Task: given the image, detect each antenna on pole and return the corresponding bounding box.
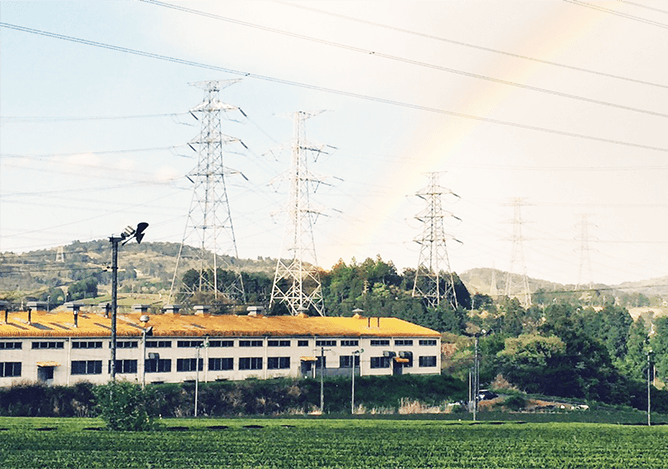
[411,172,460,310]
[269,111,330,316]
[504,198,531,308]
[169,79,246,307]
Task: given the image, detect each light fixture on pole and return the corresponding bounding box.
[109,222,148,380]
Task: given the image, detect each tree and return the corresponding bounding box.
[68,277,98,301]
[94,380,158,431]
[498,334,566,395]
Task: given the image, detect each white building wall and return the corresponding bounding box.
[0,334,441,387]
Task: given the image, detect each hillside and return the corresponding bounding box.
[0,240,279,296]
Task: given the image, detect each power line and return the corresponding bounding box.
[620,1,668,16]
[140,0,668,120]
[280,1,668,91]
[564,0,668,29]
[1,22,666,154]
[1,145,183,159]
[0,113,186,122]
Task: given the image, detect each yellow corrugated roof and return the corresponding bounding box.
[0,310,439,339]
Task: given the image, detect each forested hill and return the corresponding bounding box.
[0,240,278,293]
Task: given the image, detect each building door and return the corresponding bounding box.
[38,366,54,383]
[392,359,403,376]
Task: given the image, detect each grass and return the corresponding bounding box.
[1,416,668,468]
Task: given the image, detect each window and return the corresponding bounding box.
[239,357,263,370]
[32,341,64,349]
[297,340,309,347]
[370,339,390,346]
[419,339,437,346]
[209,357,233,371]
[370,357,390,369]
[177,340,204,348]
[339,355,360,368]
[176,358,204,372]
[267,357,290,369]
[209,340,234,348]
[399,352,414,368]
[0,362,21,377]
[419,356,437,367]
[268,340,291,347]
[239,340,263,347]
[117,341,138,349]
[146,340,172,348]
[315,340,336,347]
[71,360,102,375]
[0,342,21,350]
[145,359,171,373]
[108,360,137,374]
[340,339,359,347]
[72,341,102,349]
[394,339,413,346]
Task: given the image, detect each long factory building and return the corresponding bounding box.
[0,304,441,387]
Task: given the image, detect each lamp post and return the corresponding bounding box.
[351,349,363,414]
[109,223,148,380]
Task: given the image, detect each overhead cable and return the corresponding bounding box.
[140,0,668,119]
[564,0,668,29]
[279,0,668,90]
[1,22,666,154]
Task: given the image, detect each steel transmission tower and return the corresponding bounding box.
[169,79,246,305]
[575,214,594,291]
[412,172,460,309]
[504,198,531,307]
[270,111,329,316]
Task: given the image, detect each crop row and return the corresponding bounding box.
[1,419,668,468]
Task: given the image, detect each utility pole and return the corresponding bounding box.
[351,349,363,414]
[412,172,460,309]
[270,111,331,316]
[647,350,653,426]
[109,223,148,381]
[170,79,247,306]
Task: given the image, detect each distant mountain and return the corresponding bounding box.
[460,268,668,301]
[459,268,570,297]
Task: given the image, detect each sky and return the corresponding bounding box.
[1,1,668,288]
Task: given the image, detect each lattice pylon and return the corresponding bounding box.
[504,198,531,308]
[169,79,246,305]
[411,172,459,310]
[270,111,328,316]
[575,214,594,291]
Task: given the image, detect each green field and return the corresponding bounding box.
[1,417,667,468]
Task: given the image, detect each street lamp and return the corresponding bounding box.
[109,222,148,380]
[351,349,363,414]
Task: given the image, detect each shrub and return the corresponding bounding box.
[94,380,158,431]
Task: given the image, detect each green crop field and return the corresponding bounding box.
[1,417,667,468]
